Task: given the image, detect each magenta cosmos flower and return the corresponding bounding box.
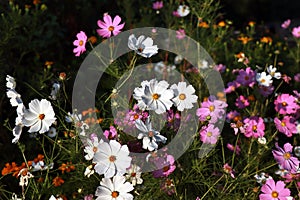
[259,179,291,200]
[292,26,300,38]
[272,143,299,173]
[97,13,125,38]
[152,154,176,178]
[73,31,87,57]
[235,95,250,109]
[152,1,163,10]
[200,124,220,144]
[236,67,256,87]
[243,116,265,138]
[274,93,299,115]
[274,116,297,137]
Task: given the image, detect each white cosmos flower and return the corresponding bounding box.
[84,165,95,178]
[84,137,100,160]
[93,139,132,178]
[267,65,281,79]
[47,127,57,138]
[128,34,158,58]
[65,111,82,123]
[133,79,174,114]
[171,82,198,111]
[256,72,273,87]
[177,5,190,17]
[23,99,56,133]
[6,75,16,89]
[135,118,167,151]
[6,89,22,107]
[12,193,22,200]
[125,164,143,186]
[12,115,24,143]
[95,176,134,200]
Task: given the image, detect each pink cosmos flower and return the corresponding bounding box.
[230,121,246,135]
[243,116,265,138]
[73,31,87,57]
[103,125,118,139]
[97,13,125,38]
[200,124,220,144]
[152,1,163,10]
[236,67,256,87]
[214,64,226,73]
[196,97,228,123]
[259,179,291,200]
[223,163,235,178]
[172,11,180,17]
[281,19,291,29]
[235,95,250,109]
[226,110,240,122]
[272,143,300,173]
[152,154,176,178]
[224,81,241,94]
[292,26,300,38]
[227,143,241,155]
[274,93,299,115]
[274,116,297,137]
[294,73,300,82]
[176,29,186,39]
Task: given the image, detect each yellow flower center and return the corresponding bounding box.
[281,122,286,127]
[252,125,257,131]
[207,132,212,137]
[282,102,287,107]
[260,79,265,83]
[271,191,278,198]
[133,114,139,120]
[108,26,114,32]
[283,153,291,160]
[111,191,119,198]
[152,93,159,100]
[109,155,116,162]
[209,105,215,112]
[93,147,98,152]
[39,114,45,120]
[179,93,186,100]
[79,40,84,46]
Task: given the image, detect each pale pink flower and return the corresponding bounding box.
[97,13,125,38]
[259,179,291,200]
[200,124,220,144]
[243,116,265,138]
[176,29,186,39]
[223,163,235,178]
[292,26,300,38]
[73,31,87,57]
[281,19,291,29]
[274,116,297,137]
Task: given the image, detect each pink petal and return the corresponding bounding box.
[103,14,112,26]
[97,20,108,29]
[112,15,122,26]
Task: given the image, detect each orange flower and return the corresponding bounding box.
[88,36,97,44]
[45,61,54,66]
[53,176,65,187]
[82,108,99,116]
[260,36,272,44]
[59,162,75,174]
[33,0,41,5]
[248,21,256,27]
[237,36,252,45]
[198,22,209,28]
[218,21,226,27]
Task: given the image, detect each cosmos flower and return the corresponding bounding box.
[267,65,281,79]
[93,139,132,178]
[292,26,300,38]
[274,93,299,115]
[95,176,134,200]
[256,72,273,87]
[23,99,56,134]
[281,19,291,29]
[128,34,158,58]
[176,5,190,17]
[135,118,167,151]
[259,179,291,200]
[199,124,220,144]
[133,79,173,114]
[152,1,163,10]
[125,164,143,186]
[272,143,299,173]
[274,116,297,137]
[170,82,198,111]
[73,31,87,57]
[176,29,186,39]
[97,13,125,38]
